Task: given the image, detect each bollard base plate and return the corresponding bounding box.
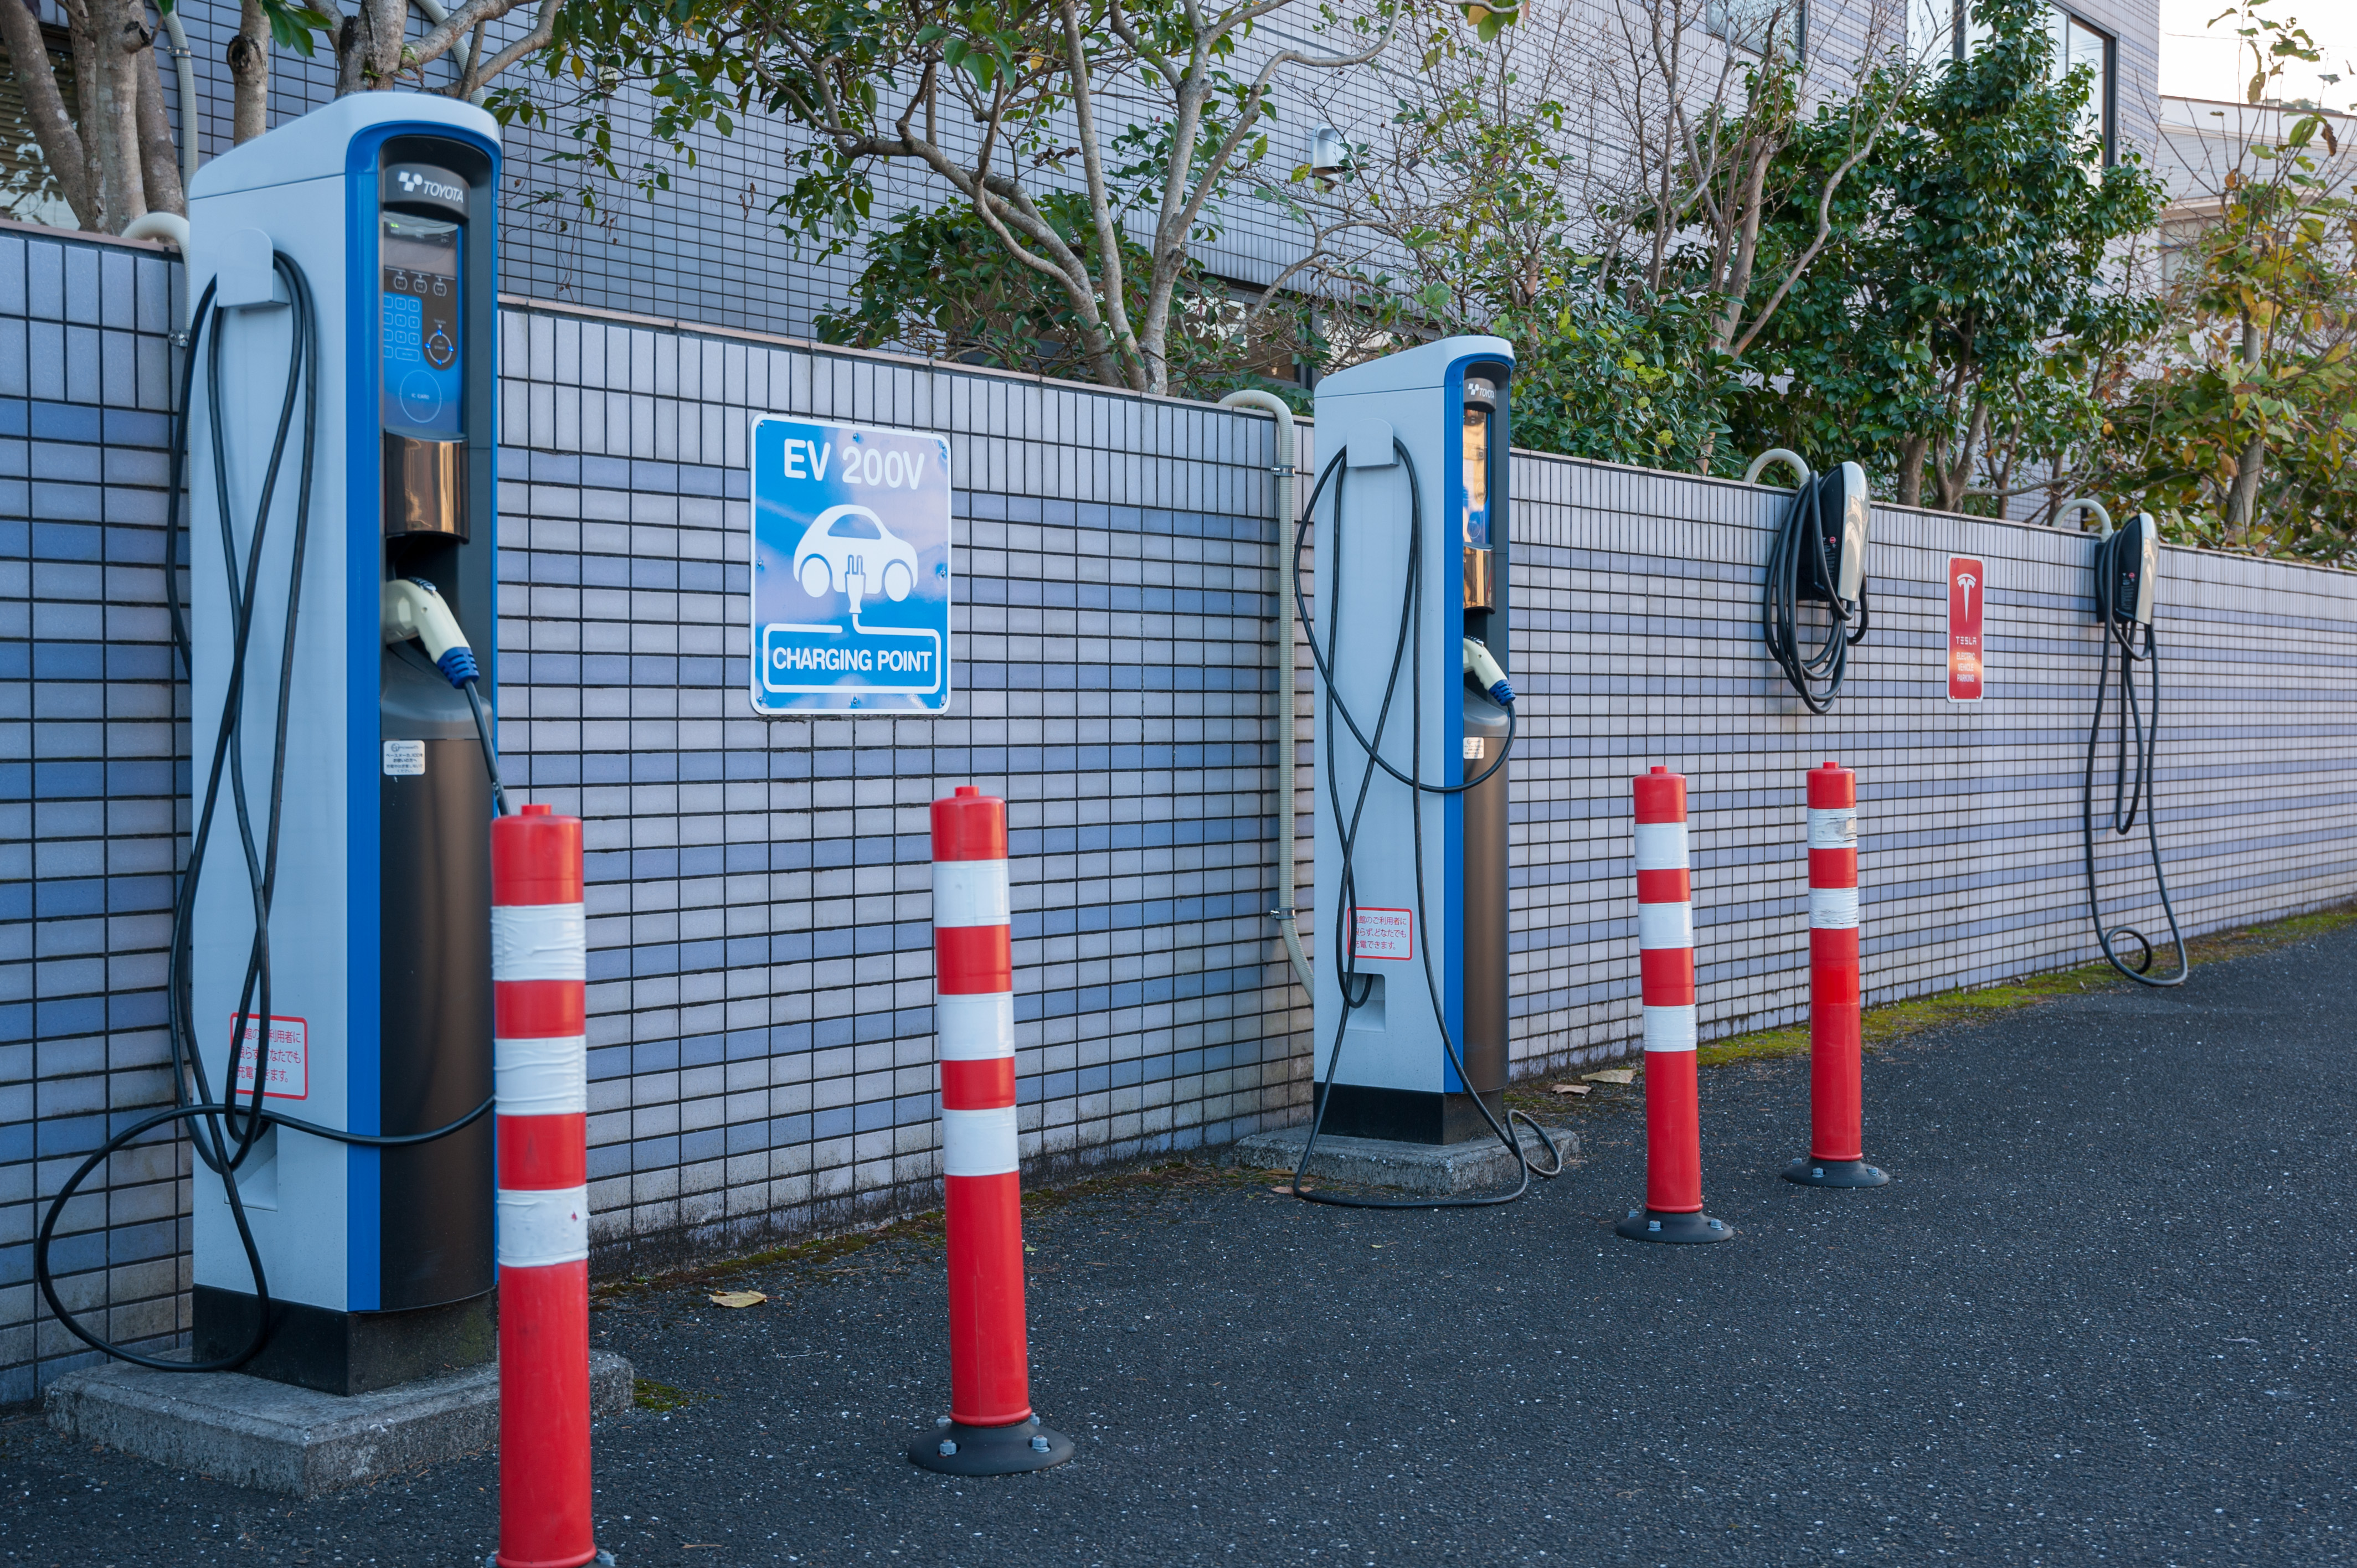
[1613,1209,1736,1244]
[490,1552,613,1567]
[907,1415,1074,1476]
[1781,1157,1890,1188]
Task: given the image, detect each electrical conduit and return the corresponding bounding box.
[1219,390,1314,998]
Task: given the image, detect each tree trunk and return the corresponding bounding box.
[229,0,270,143]
[2223,314,2266,543]
[0,0,100,226]
[1896,434,1929,508]
[2224,431,2266,544]
[63,0,111,222]
[336,0,410,95]
[1933,401,1990,513]
[88,0,153,231]
[134,33,184,216]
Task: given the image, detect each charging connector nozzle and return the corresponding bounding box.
[1463,637,1515,706]
[381,578,478,686]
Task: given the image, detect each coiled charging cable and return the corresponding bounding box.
[1755,451,1869,714]
[34,253,506,1371]
[1283,442,1565,1209]
[2071,504,2188,987]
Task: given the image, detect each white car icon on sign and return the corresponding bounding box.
[792,503,920,608]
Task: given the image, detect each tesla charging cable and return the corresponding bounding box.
[1753,449,1871,713]
[1285,441,1565,1210]
[2060,500,2188,987]
[35,254,505,1372]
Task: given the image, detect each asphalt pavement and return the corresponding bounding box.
[4,923,2353,1566]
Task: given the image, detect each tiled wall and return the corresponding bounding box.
[0,230,188,1400]
[1502,459,2356,1058]
[4,228,2350,1401]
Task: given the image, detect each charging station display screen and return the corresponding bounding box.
[1461,404,1490,548]
[380,214,462,439]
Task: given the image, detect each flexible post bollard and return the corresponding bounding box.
[1784,761,1888,1188]
[490,803,608,1568]
[1616,766,1734,1244]
[908,786,1073,1476]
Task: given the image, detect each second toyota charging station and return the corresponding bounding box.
[1297,336,1545,1193]
[33,94,511,1394]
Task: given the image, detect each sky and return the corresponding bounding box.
[2159,0,2357,111]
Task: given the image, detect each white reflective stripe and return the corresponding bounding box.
[1637,901,1693,951]
[1808,808,1858,849]
[496,1183,589,1268]
[496,1035,587,1116]
[937,992,1015,1061]
[933,860,1012,929]
[1633,821,1689,871]
[941,1105,1020,1178]
[1643,1005,1699,1054]
[1810,886,1861,929]
[492,903,586,982]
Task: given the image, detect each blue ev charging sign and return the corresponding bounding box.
[748,416,954,714]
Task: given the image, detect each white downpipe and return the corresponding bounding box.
[1744,447,1812,488]
[159,8,199,193]
[2055,497,2116,539]
[121,212,190,249]
[1219,390,1314,999]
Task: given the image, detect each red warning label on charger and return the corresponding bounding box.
[1349,907,1413,962]
[229,1014,309,1101]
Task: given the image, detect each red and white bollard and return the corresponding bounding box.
[490,803,607,1567]
[908,786,1072,1475]
[1616,766,1733,1244]
[1784,761,1888,1188]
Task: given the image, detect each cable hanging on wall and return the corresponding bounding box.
[1751,448,1872,714]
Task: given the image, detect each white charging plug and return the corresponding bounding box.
[381,578,480,685]
[1463,637,1515,706]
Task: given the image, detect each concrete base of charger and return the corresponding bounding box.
[45,1349,636,1497]
[1224,1124,1575,1196]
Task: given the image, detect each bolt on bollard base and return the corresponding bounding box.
[907,1415,1075,1477]
[1781,1156,1889,1188]
[1613,1208,1737,1244]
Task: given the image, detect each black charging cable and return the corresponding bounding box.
[2082,530,2188,987]
[1762,478,1869,714]
[34,253,504,1373]
[1282,443,1565,1209]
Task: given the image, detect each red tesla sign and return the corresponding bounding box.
[1948,556,1985,702]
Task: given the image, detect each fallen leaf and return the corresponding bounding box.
[708,1290,767,1309]
[1550,1082,1592,1097]
[1582,1069,1637,1085]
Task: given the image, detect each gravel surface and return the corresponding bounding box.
[5,926,2351,1566]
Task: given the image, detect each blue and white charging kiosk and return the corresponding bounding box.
[1308,336,1516,1143]
[183,95,503,1392]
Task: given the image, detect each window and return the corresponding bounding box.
[1705,0,1806,58]
[1904,2,2116,163]
[1907,0,1957,63]
[2048,8,2114,164]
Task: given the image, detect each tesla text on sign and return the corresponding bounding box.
[750,416,955,714]
[1948,556,1985,703]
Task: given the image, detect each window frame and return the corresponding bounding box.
[1702,0,1809,62]
[1907,1,2117,165]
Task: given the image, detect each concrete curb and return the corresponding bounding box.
[1219,1124,1577,1195]
[44,1349,635,1497]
